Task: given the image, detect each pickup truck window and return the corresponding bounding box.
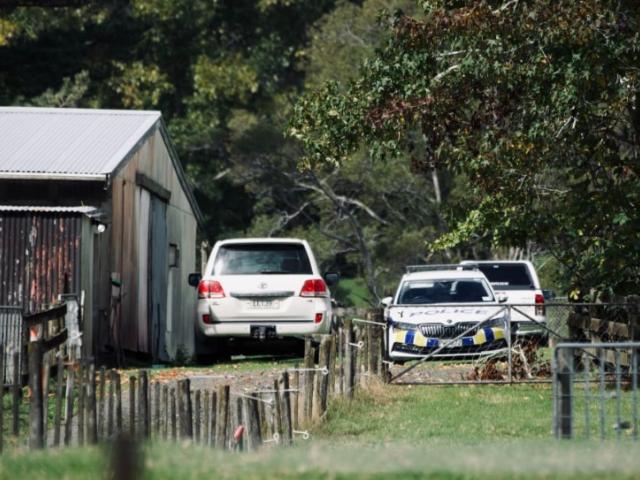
[398,279,494,304]
[213,243,313,275]
[476,263,534,290]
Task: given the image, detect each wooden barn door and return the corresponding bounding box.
[149,196,168,363]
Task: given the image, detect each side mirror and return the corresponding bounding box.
[188,273,202,288]
[381,296,393,308]
[497,294,508,303]
[324,272,340,287]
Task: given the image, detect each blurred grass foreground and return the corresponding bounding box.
[2,383,640,480]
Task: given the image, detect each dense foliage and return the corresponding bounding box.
[292,0,640,297]
[0,0,335,239]
[5,0,637,300]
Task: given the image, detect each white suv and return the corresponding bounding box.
[190,238,336,355]
[460,260,547,337]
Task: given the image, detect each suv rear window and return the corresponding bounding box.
[213,243,312,275]
[477,263,533,290]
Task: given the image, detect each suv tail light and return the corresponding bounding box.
[300,279,328,297]
[535,293,545,316]
[198,280,225,299]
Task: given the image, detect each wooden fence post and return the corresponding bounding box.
[234,397,244,451]
[12,350,20,437]
[317,337,332,418]
[87,362,98,444]
[115,371,123,434]
[258,393,269,440]
[53,355,64,447]
[177,378,193,439]
[98,366,106,439]
[357,317,364,384]
[329,332,337,397]
[162,384,169,441]
[108,370,115,437]
[153,382,160,439]
[303,339,314,422]
[77,362,86,445]
[64,362,75,446]
[128,375,136,438]
[280,372,293,445]
[170,387,177,441]
[28,340,44,449]
[273,380,284,444]
[367,312,377,376]
[209,390,218,447]
[556,347,574,439]
[344,319,355,398]
[42,354,51,440]
[203,390,210,445]
[194,389,201,443]
[243,395,262,451]
[291,368,299,431]
[139,370,150,439]
[215,385,229,449]
[371,309,388,381]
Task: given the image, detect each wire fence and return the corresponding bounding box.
[335,301,640,386]
[552,342,639,441]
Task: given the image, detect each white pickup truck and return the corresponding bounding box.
[383,265,509,361]
[460,260,546,337]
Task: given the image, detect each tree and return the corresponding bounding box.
[0,0,337,240]
[292,0,640,297]
[230,0,456,303]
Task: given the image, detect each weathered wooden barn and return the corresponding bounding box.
[0,107,203,363]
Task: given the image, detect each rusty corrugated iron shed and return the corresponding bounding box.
[0,210,84,312]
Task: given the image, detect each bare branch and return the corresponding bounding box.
[296,181,390,225]
[268,201,311,237]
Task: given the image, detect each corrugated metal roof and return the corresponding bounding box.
[0,205,99,214]
[0,107,160,177]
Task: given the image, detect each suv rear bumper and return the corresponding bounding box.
[198,320,330,337]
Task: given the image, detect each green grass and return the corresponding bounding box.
[318,384,552,442]
[2,383,640,479]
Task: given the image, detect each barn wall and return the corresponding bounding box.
[0,212,84,313]
[110,125,197,360]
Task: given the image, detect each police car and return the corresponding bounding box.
[383,265,508,361]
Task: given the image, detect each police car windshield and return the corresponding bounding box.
[398,279,494,304]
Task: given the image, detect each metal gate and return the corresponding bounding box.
[552,342,639,441]
[386,302,638,385]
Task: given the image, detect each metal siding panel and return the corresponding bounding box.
[0,307,22,385]
[0,212,82,313]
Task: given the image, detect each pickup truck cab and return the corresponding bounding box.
[460,260,546,337]
[384,265,509,361]
[190,238,337,358]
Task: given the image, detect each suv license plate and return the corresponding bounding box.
[248,299,279,309]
